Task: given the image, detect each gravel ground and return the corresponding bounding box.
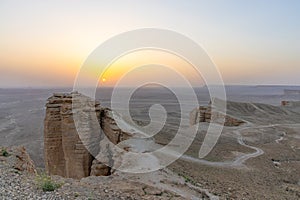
[0,149,186,200]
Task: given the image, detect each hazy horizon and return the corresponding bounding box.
[1,0,299,87]
[1,84,300,89]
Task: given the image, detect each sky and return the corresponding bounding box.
[0,0,299,88]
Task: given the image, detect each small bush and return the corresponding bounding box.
[178,173,197,185]
[36,173,62,192]
[1,148,9,157]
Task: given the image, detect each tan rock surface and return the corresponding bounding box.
[44,92,134,178]
[1,146,37,174]
[190,105,245,126]
[44,92,98,179]
[90,108,133,176]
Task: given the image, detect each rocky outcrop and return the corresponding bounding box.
[281,101,300,107]
[11,146,37,174]
[98,108,132,145]
[190,105,245,126]
[0,146,36,174]
[44,92,134,179]
[44,92,99,179]
[89,107,133,176]
[192,100,300,125]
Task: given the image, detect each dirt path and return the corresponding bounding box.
[232,129,264,165]
[179,123,300,168]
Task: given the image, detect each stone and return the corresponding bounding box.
[44,92,134,178]
[90,108,132,176]
[99,108,132,145]
[10,146,37,174]
[190,104,245,126]
[44,93,99,179]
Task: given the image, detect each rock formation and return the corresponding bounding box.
[89,107,133,176]
[0,146,37,174]
[45,93,249,179]
[44,92,97,179]
[44,92,134,179]
[190,104,245,126]
[192,99,300,125]
[281,100,300,107]
[98,108,132,145]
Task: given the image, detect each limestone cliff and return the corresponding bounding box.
[44,92,133,179]
[89,107,133,176]
[190,104,245,126]
[44,92,97,179]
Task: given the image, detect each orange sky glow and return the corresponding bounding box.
[0,0,299,87]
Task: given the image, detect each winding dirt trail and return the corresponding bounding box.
[177,125,265,168]
[179,123,300,168]
[232,129,264,165]
[275,131,286,143]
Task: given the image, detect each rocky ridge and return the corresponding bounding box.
[190,104,245,127]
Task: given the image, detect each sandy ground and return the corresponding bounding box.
[166,102,300,199]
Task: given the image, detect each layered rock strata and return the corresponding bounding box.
[44,92,98,179]
[89,107,133,176]
[44,92,134,179]
[190,105,245,126]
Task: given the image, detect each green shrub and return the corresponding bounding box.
[1,148,9,157]
[36,173,62,192]
[178,173,197,185]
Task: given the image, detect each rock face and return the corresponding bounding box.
[190,105,245,126]
[3,146,37,174]
[90,107,132,176]
[44,92,99,179]
[44,92,133,179]
[281,101,300,107]
[192,99,300,125]
[99,108,132,145]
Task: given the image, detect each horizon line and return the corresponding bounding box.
[1,84,300,89]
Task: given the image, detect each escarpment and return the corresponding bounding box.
[191,99,300,126]
[44,92,132,179]
[190,104,245,126]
